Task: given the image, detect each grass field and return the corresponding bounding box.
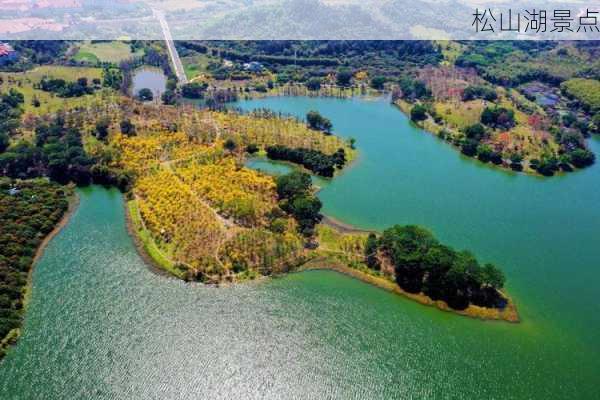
[0,65,105,115]
[561,78,600,112]
[127,200,184,279]
[73,41,142,64]
[182,54,211,80]
[434,99,484,129]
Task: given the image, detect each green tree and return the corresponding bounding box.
[306,111,333,133]
[0,133,8,153]
[370,76,386,90]
[245,143,259,154]
[275,171,312,200]
[120,119,136,136]
[137,88,153,102]
[365,233,380,270]
[287,195,322,234]
[161,89,177,105]
[410,104,427,122]
[482,263,505,289]
[224,138,237,152]
[306,78,322,91]
[569,148,595,168]
[94,118,110,141]
[336,68,353,87]
[463,123,486,141]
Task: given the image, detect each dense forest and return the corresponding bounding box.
[266,145,346,177]
[178,40,441,85]
[366,225,506,310]
[0,179,71,358]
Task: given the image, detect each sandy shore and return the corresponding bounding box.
[320,214,376,235]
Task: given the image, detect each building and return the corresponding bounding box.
[0,42,17,65]
[243,61,263,73]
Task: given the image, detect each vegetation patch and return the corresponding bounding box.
[0,179,72,359]
[73,41,142,64]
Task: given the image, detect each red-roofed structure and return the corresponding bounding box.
[0,42,17,64]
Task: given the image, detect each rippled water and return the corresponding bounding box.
[1,97,599,399]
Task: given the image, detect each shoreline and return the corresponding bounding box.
[123,185,519,323]
[392,99,585,178]
[122,197,182,280]
[1,190,80,359]
[25,192,79,307]
[297,256,520,323]
[122,190,519,323]
[320,214,376,235]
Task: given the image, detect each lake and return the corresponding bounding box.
[1,96,598,399]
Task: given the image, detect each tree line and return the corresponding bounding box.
[266,145,346,177]
[365,225,507,310]
[0,179,70,358]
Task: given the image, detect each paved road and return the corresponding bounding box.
[153,9,188,84]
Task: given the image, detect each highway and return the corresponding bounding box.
[153,9,188,85]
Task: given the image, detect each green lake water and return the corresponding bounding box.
[1,96,599,399]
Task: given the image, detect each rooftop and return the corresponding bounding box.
[0,42,15,57]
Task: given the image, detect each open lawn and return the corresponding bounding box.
[0,65,106,115]
[73,41,142,64]
[561,78,600,112]
[435,99,484,129]
[182,54,211,80]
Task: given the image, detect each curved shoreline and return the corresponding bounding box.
[122,197,182,280]
[123,191,519,323]
[297,257,520,323]
[1,190,80,359]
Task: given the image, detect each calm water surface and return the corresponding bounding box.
[131,67,166,99]
[1,97,599,399]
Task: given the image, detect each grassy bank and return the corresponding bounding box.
[125,199,184,279]
[299,255,519,323]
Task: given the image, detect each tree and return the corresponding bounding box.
[224,138,237,152]
[463,85,497,101]
[275,171,312,200]
[365,233,380,270]
[463,123,486,141]
[306,111,332,133]
[181,82,207,99]
[460,139,479,156]
[336,68,353,87]
[370,76,386,90]
[569,148,595,168]
[120,119,136,136]
[410,104,427,122]
[306,78,322,91]
[0,133,9,153]
[137,88,153,102]
[510,152,523,171]
[245,143,259,154]
[482,263,505,289]
[94,118,110,141]
[287,195,322,232]
[161,89,177,105]
[476,144,494,162]
[592,113,600,133]
[481,107,515,129]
